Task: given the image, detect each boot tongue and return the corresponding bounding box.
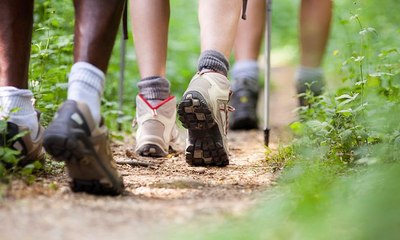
[147,99,163,107]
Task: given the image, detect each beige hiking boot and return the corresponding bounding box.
[43,100,124,196]
[134,95,179,157]
[177,70,232,167]
[0,113,45,167]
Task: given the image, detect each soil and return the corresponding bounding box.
[0,67,297,240]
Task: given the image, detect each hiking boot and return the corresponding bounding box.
[134,95,179,157]
[43,100,124,196]
[0,113,45,167]
[229,77,259,130]
[177,71,232,167]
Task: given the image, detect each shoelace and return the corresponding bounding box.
[218,91,235,135]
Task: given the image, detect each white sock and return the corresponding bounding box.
[0,87,39,139]
[67,62,105,126]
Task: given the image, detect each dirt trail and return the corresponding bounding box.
[0,67,297,240]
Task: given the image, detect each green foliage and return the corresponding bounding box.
[291,0,400,165]
[31,0,74,126]
[265,145,295,173]
[171,0,400,239]
[0,118,43,186]
[0,0,72,185]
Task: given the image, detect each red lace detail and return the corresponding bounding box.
[138,94,175,116]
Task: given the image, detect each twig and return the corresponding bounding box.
[116,160,157,168]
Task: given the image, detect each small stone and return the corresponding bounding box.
[192,167,207,174]
[59,186,71,195]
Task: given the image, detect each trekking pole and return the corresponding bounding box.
[118,25,126,131]
[118,1,128,131]
[264,0,272,146]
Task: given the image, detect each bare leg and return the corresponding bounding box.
[44,0,125,196]
[0,1,43,163]
[299,0,332,68]
[296,0,332,105]
[0,0,34,88]
[73,0,125,73]
[199,0,242,58]
[176,0,242,166]
[229,0,264,130]
[130,0,170,78]
[233,0,265,61]
[129,0,174,158]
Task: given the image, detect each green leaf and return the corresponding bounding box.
[8,130,29,143]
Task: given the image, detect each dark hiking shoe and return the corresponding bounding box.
[0,113,45,167]
[44,100,124,196]
[229,77,259,130]
[178,71,232,167]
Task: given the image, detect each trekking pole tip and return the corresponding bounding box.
[264,128,270,146]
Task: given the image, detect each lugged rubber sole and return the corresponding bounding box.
[136,143,167,157]
[44,128,124,196]
[178,91,229,167]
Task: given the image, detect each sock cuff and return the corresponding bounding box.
[0,88,35,116]
[295,66,324,82]
[198,50,229,76]
[71,62,105,79]
[137,76,170,100]
[0,87,33,97]
[68,62,105,96]
[231,60,259,81]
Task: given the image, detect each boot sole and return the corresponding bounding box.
[44,127,124,196]
[178,91,229,167]
[136,143,167,157]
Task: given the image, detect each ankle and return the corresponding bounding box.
[137,76,170,106]
[198,50,229,76]
[295,66,324,83]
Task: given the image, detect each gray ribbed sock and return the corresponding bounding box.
[198,50,229,76]
[231,60,259,92]
[137,76,170,106]
[295,66,325,95]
